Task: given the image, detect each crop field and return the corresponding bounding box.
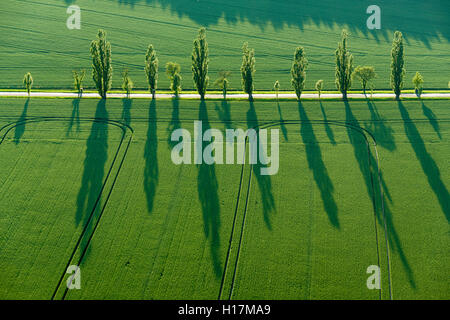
[0,0,449,91]
[0,97,448,299]
[0,0,448,303]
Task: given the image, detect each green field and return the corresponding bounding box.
[0,97,448,299]
[0,0,449,91]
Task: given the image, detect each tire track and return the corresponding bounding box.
[0,116,133,300]
[222,119,393,300]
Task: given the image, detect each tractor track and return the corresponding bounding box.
[0,116,133,300]
[220,119,394,300]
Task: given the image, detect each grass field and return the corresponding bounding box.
[0,97,448,299]
[0,0,449,91]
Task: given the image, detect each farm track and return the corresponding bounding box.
[2,92,450,100]
[0,116,133,300]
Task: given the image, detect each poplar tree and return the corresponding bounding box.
[192,27,209,100]
[291,46,308,100]
[145,44,159,99]
[90,29,112,99]
[335,30,353,100]
[390,31,405,100]
[241,42,256,101]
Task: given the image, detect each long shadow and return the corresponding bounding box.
[319,101,336,145]
[215,100,233,130]
[144,100,159,213]
[365,100,396,151]
[397,101,449,222]
[167,98,181,149]
[247,101,275,229]
[67,98,80,136]
[421,102,441,140]
[298,102,338,227]
[121,98,132,127]
[75,100,109,258]
[14,98,29,144]
[95,0,449,46]
[197,100,222,278]
[277,102,288,142]
[344,100,415,288]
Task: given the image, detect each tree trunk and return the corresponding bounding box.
[152,89,156,100]
[342,91,347,100]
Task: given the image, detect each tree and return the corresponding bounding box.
[315,80,324,99]
[369,82,375,100]
[166,62,182,96]
[291,47,308,100]
[241,42,255,101]
[274,80,280,101]
[335,30,353,100]
[72,69,85,98]
[412,71,424,98]
[23,72,33,96]
[214,71,231,100]
[90,29,112,99]
[390,31,405,100]
[353,66,376,95]
[172,73,182,97]
[145,44,158,99]
[122,69,133,98]
[192,27,209,100]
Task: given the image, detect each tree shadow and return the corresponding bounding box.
[421,102,441,140]
[364,100,396,151]
[298,101,339,227]
[277,102,288,141]
[100,0,448,46]
[167,98,181,149]
[397,101,449,222]
[67,98,81,136]
[144,99,159,214]
[197,100,222,278]
[121,98,132,127]
[247,101,275,229]
[344,100,415,288]
[215,100,233,130]
[75,100,109,258]
[14,98,29,144]
[319,101,336,145]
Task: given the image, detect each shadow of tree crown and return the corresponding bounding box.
[66,0,449,46]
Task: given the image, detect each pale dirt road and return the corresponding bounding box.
[1,91,449,99]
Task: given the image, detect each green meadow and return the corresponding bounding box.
[0,97,448,299]
[0,0,449,91]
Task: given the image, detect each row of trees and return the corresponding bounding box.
[23,28,430,100]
